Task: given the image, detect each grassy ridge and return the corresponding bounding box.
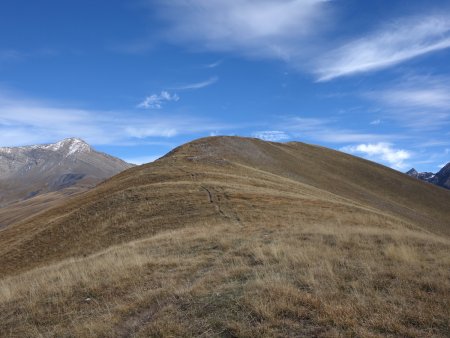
[0,137,449,336]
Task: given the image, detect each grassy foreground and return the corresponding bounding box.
[1,216,449,337]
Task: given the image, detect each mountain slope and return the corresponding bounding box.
[407,163,450,190]
[0,138,132,207]
[434,162,450,189]
[0,138,133,228]
[0,136,449,337]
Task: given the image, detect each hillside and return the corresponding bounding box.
[0,136,449,337]
[0,190,76,230]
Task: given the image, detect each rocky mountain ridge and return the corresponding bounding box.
[406,163,450,190]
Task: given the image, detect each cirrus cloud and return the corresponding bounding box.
[0,92,232,147]
[155,0,332,61]
[173,77,218,90]
[137,91,180,109]
[153,1,450,81]
[365,75,450,130]
[315,15,450,81]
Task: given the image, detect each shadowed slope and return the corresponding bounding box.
[0,188,83,229]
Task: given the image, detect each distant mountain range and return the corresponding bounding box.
[0,138,132,226]
[406,163,450,190]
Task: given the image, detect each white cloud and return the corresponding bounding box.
[153,2,450,81]
[341,143,411,169]
[175,77,218,90]
[137,91,180,109]
[156,0,331,61]
[252,130,290,142]
[0,92,231,147]
[282,117,396,143]
[378,88,450,110]
[155,2,450,80]
[370,119,381,125]
[417,140,450,148]
[205,60,223,68]
[315,15,450,81]
[366,75,450,130]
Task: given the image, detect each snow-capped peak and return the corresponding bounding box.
[66,138,91,155]
[46,138,91,155]
[0,138,91,156]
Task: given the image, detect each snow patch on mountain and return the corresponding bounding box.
[406,163,450,190]
[0,138,91,157]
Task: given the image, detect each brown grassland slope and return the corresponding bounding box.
[0,136,449,337]
[0,187,87,229]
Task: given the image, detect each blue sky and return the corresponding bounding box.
[1,0,450,171]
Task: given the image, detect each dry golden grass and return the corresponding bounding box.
[0,188,85,229]
[1,136,449,337]
[1,216,449,337]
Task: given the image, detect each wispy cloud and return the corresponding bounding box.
[155,2,450,80]
[315,15,450,81]
[174,77,218,90]
[0,49,23,62]
[0,92,231,147]
[366,75,450,130]
[252,130,290,142]
[370,119,381,125]
[281,117,396,143]
[156,0,332,61]
[137,91,180,109]
[341,143,411,169]
[205,60,223,68]
[0,48,60,67]
[417,140,450,148]
[376,85,450,110]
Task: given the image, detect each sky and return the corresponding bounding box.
[1,0,450,171]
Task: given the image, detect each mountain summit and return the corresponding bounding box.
[406,163,450,190]
[0,138,132,208]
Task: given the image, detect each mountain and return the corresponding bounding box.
[0,137,449,337]
[0,137,132,206]
[0,138,133,227]
[406,163,450,190]
[434,162,450,189]
[405,168,435,181]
